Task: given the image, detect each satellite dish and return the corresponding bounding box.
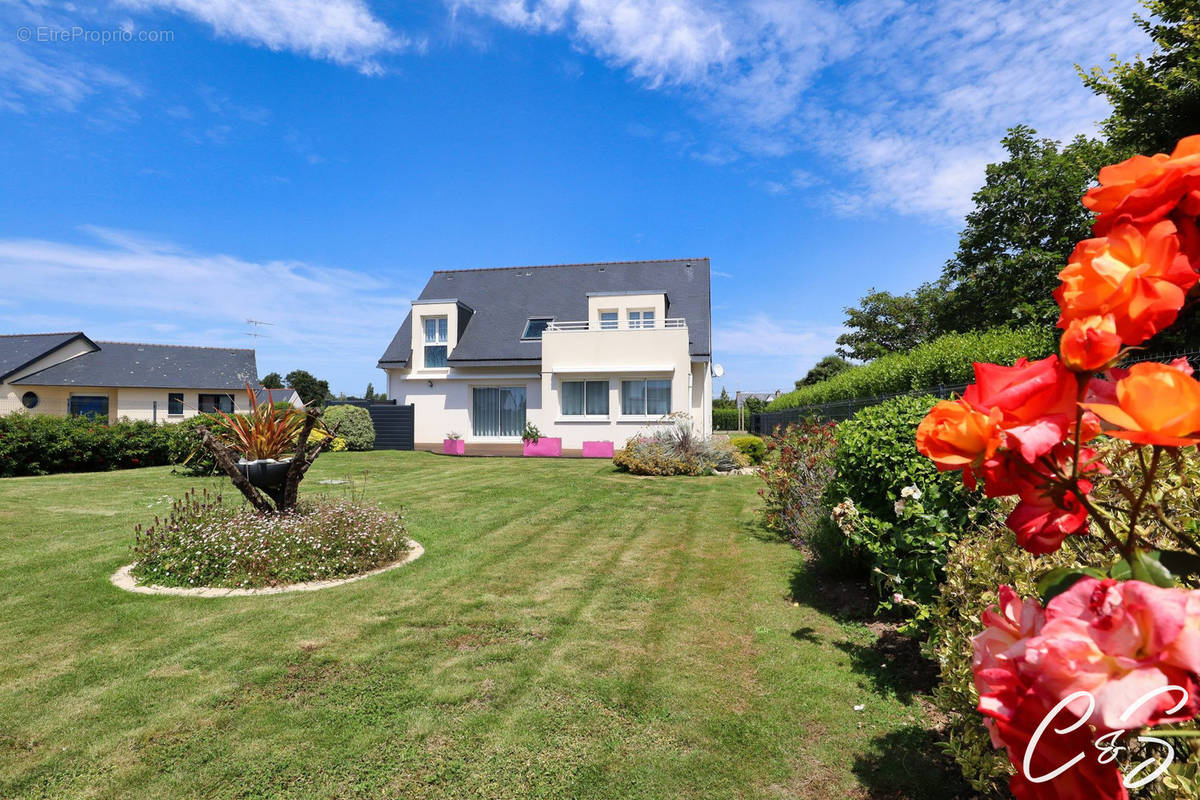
[712,363,725,378]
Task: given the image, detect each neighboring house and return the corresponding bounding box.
[378,258,713,451]
[0,332,297,423]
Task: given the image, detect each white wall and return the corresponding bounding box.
[386,325,710,449]
[0,385,255,424]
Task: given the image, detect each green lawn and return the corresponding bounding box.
[0,452,962,799]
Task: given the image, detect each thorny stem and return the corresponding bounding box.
[1125,447,1163,558]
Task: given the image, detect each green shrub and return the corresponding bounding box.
[164,413,225,475]
[928,515,1112,798]
[730,435,766,465]
[323,405,375,451]
[0,414,174,477]
[929,441,1200,797]
[821,395,995,618]
[131,488,409,589]
[767,326,1055,411]
[757,422,837,545]
[712,407,741,430]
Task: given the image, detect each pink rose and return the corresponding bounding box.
[1023,578,1200,732]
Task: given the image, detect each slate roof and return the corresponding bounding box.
[378,258,711,368]
[0,332,93,382]
[11,340,258,389]
[254,387,301,406]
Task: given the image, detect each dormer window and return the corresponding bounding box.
[628,310,655,329]
[424,316,448,368]
[521,318,554,340]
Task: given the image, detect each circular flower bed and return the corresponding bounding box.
[130,488,411,589]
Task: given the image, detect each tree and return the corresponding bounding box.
[260,372,283,389]
[285,370,331,406]
[797,355,853,388]
[1079,0,1200,157]
[364,382,376,402]
[713,387,735,409]
[939,126,1116,332]
[743,396,767,415]
[836,283,944,361]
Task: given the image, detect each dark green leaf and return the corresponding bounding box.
[1038,567,1107,604]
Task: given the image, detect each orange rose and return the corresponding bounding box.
[1082,362,1200,446]
[1085,134,1200,269]
[1059,314,1122,372]
[1056,220,1198,345]
[1084,135,1200,227]
[916,399,1001,470]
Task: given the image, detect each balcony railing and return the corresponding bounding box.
[546,318,687,332]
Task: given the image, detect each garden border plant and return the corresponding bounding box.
[915,133,1200,799]
[121,387,419,593]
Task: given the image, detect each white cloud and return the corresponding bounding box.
[0,40,141,114]
[119,0,411,74]
[452,0,1148,220]
[0,228,416,394]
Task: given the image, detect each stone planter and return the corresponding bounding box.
[443,438,465,455]
[522,437,562,457]
[582,441,614,458]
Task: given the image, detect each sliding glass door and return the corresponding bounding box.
[472,386,526,437]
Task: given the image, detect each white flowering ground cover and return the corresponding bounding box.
[130,488,409,589]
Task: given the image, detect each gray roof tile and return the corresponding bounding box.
[0,332,92,381]
[378,258,710,367]
[12,340,258,389]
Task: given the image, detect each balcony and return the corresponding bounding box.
[545,318,687,332]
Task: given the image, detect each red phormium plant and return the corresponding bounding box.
[213,382,307,461]
[916,134,1200,799]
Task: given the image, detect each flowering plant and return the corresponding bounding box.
[213,382,306,461]
[916,134,1200,798]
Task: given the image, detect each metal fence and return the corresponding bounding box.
[750,349,1200,436]
[750,384,968,434]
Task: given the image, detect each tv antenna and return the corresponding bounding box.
[245,318,273,344]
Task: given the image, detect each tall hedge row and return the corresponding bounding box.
[767,326,1056,411]
[712,407,741,431]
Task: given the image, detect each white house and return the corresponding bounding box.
[377,258,713,453]
[0,332,300,423]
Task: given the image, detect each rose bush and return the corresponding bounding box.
[916,134,1200,798]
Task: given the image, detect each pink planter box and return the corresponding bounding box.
[443,439,465,455]
[582,440,614,458]
[522,437,562,457]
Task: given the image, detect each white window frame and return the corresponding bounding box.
[619,378,671,419]
[598,310,619,330]
[627,309,656,329]
[521,317,555,340]
[559,379,610,420]
[423,315,449,369]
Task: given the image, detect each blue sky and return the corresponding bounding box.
[0,0,1148,395]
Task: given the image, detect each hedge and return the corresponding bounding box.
[323,405,375,450]
[0,414,175,477]
[767,326,1056,411]
[712,407,741,430]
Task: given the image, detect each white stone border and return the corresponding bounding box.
[110,540,424,597]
